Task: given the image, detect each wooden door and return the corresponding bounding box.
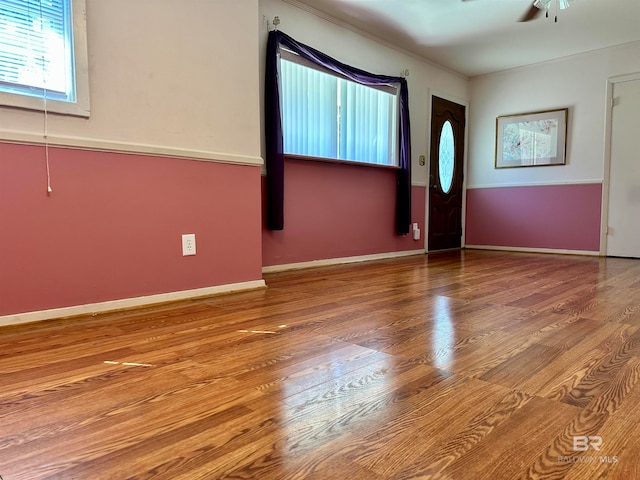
[428,96,466,251]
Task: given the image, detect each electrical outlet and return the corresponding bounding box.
[182,234,196,256]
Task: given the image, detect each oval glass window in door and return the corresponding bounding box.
[438,120,455,193]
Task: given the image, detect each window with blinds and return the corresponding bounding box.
[0,0,89,116]
[280,53,399,167]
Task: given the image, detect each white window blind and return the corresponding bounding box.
[281,58,338,159]
[281,56,398,167]
[0,0,80,105]
[339,79,397,165]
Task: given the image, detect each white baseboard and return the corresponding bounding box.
[0,280,266,328]
[466,180,603,189]
[262,249,425,273]
[465,245,601,257]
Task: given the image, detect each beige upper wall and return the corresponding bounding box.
[0,0,471,175]
[0,0,262,161]
[468,41,640,188]
[258,0,470,186]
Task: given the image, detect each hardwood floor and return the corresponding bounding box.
[1,250,640,479]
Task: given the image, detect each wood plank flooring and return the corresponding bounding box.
[1,250,640,479]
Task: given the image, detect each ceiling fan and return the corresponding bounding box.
[520,0,575,22]
[461,0,576,22]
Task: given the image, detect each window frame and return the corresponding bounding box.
[0,0,90,117]
[280,49,400,169]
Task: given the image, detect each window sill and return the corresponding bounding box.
[285,154,400,170]
[0,93,90,118]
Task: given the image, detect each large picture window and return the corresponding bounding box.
[0,0,89,116]
[265,30,411,233]
[281,53,398,167]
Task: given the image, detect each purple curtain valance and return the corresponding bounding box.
[265,30,412,235]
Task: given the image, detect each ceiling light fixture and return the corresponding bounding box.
[536,0,574,21]
[521,0,575,22]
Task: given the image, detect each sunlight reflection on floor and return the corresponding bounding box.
[432,295,455,370]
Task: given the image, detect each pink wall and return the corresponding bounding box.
[262,158,425,266]
[0,143,262,316]
[465,183,602,252]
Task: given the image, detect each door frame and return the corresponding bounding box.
[601,72,640,256]
[425,90,470,252]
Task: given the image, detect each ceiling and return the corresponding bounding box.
[290,0,640,77]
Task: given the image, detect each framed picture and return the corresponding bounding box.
[495,108,568,168]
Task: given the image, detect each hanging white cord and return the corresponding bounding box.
[35,0,52,193]
[44,84,52,193]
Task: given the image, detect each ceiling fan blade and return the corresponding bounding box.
[519,4,544,22]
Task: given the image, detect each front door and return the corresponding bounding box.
[428,96,466,251]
